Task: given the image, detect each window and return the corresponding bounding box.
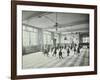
[22,25,38,47]
[54,33,59,44]
[30,28,38,46]
[43,31,52,45]
[30,32,38,46]
[82,37,89,43]
[23,30,30,47]
[61,35,65,44]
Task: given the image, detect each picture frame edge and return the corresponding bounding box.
[11,0,97,79]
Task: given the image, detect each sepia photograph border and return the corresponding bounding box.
[11,1,97,80]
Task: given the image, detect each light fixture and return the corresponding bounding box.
[54,12,58,32]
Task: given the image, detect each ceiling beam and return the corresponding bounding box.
[59,27,89,32]
[23,12,53,21]
[22,23,41,29]
[43,19,89,29]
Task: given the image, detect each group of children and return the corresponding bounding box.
[43,43,81,59]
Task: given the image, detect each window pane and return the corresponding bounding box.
[30,31,38,46]
[55,34,59,44]
[23,31,29,47]
[22,25,38,47]
[43,31,51,45]
[61,35,64,44]
[83,37,89,43]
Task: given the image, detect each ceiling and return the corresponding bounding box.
[22,11,89,34]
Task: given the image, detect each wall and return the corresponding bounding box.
[0,0,100,80]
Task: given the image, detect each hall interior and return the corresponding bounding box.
[22,11,89,69]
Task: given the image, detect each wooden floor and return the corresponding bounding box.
[22,48,89,69]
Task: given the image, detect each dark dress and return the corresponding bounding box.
[44,49,49,56]
[67,48,70,56]
[77,47,80,55]
[59,49,63,59]
[74,47,76,52]
[74,47,76,54]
